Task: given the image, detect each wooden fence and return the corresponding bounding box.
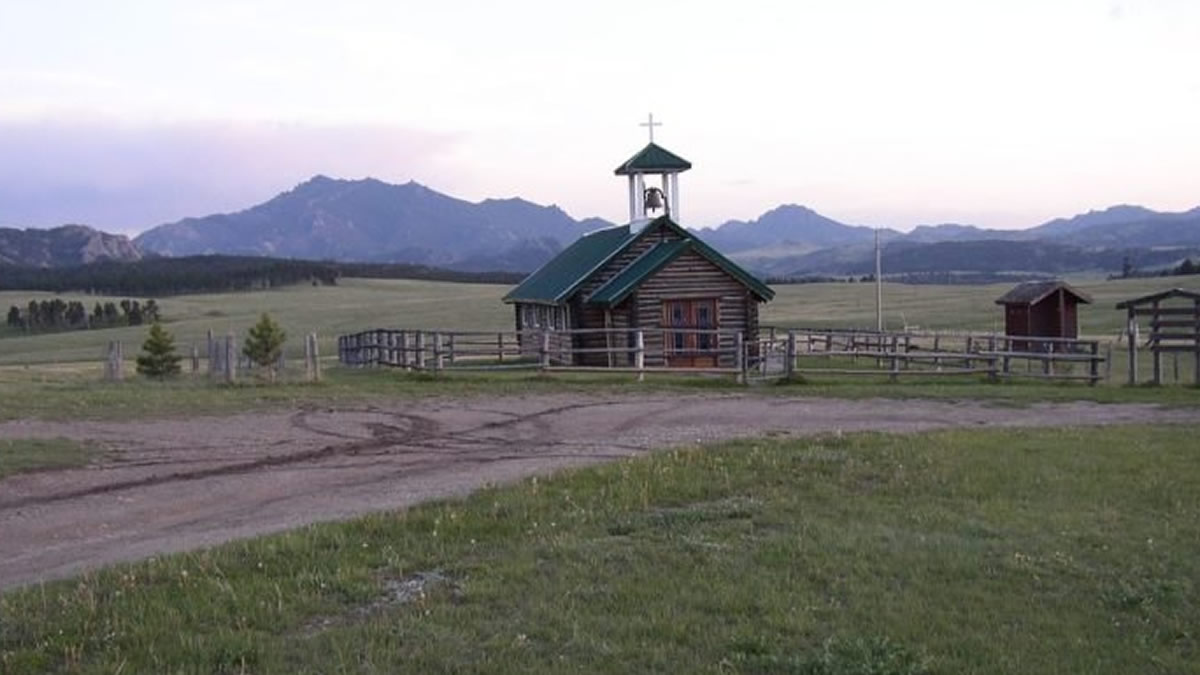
[336,327,1107,385]
[101,331,323,382]
[337,328,750,381]
[759,328,1105,384]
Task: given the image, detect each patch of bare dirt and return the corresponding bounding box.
[1,393,1197,590]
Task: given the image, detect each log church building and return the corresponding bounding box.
[503,126,774,368]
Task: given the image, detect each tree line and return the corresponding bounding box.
[5,298,161,333]
[0,255,524,296]
[1113,256,1200,280]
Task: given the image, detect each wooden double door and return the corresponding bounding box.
[663,298,718,368]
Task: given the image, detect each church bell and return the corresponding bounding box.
[643,187,666,215]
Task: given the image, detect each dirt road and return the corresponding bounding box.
[2,393,1197,590]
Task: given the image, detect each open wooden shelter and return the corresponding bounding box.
[1115,287,1200,385]
[503,135,774,368]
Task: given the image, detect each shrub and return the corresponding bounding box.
[243,313,287,382]
[136,321,182,378]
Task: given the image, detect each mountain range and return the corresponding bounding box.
[2,176,1199,279]
[0,224,141,268]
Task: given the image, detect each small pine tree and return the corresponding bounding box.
[136,321,182,378]
[243,313,287,382]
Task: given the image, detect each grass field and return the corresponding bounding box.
[0,279,512,366]
[0,438,98,478]
[3,275,1196,366]
[3,364,1200,423]
[1,276,1196,422]
[2,425,1197,673]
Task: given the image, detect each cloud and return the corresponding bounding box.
[0,118,458,233]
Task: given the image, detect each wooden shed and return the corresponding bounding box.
[995,280,1092,346]
[503,140,774,368]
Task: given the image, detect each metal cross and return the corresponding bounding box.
[639,113,662,143]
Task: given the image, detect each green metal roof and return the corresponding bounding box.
[502,225,632,304]
[649,218,775,302]
[587,240,692,307]
[613,143,692,175]
[504,216,775,307]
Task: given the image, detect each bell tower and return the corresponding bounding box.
[613,114,692,222]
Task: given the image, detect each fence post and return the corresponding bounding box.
[539,330,550,371]
[211,335,222,375]
[786,330,796,380]
[735,331,746,385]
[314,333,322,382]
[985,335,997,381]
[206,329,216,376]
[1127,313,1138,385]
[1104,342,1112,383]
[434,331,444,374]
[305,333,313,380]
[415,332,426,371]
[1089,341,1100,386]
[224,333,237,383]
[104,340,122,381]
[635,329,645,382]
[190,344,199,373]
[757,332,768,375]
[498,332,505,363]
[449,333,456,365]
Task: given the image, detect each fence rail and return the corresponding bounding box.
[755,329,1104,384]
[337,327,1107,385]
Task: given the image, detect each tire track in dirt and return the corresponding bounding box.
[0,410,442,510]
[0,399,644,511]
[4,394,1200,591]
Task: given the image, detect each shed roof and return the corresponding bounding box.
[613,143,692,175]
[502,225,633,304]
[1114,287,1200,309]
[586,240,692,307]
[994,280,1092,306]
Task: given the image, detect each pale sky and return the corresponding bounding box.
[1,0,1198,234]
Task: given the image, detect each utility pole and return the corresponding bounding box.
[874,228,883,331]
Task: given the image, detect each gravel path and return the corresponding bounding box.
[2,393,1197,590]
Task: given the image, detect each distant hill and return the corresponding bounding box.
[1025,204,1163,239]
[1035,207,1200,247]
[713,203,1200,278]
[701,204,895,253]
[0,225,141,267]
[134,176,607,272]
[5,174,1199,281]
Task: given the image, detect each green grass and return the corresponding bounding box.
[2,276,1196,422]
[3,425,1197,673]
[0,279,513,366]
[0,364,1196,423]
[0,438,98,478]
[766,275,1200,337]
[3,275,1194,366]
